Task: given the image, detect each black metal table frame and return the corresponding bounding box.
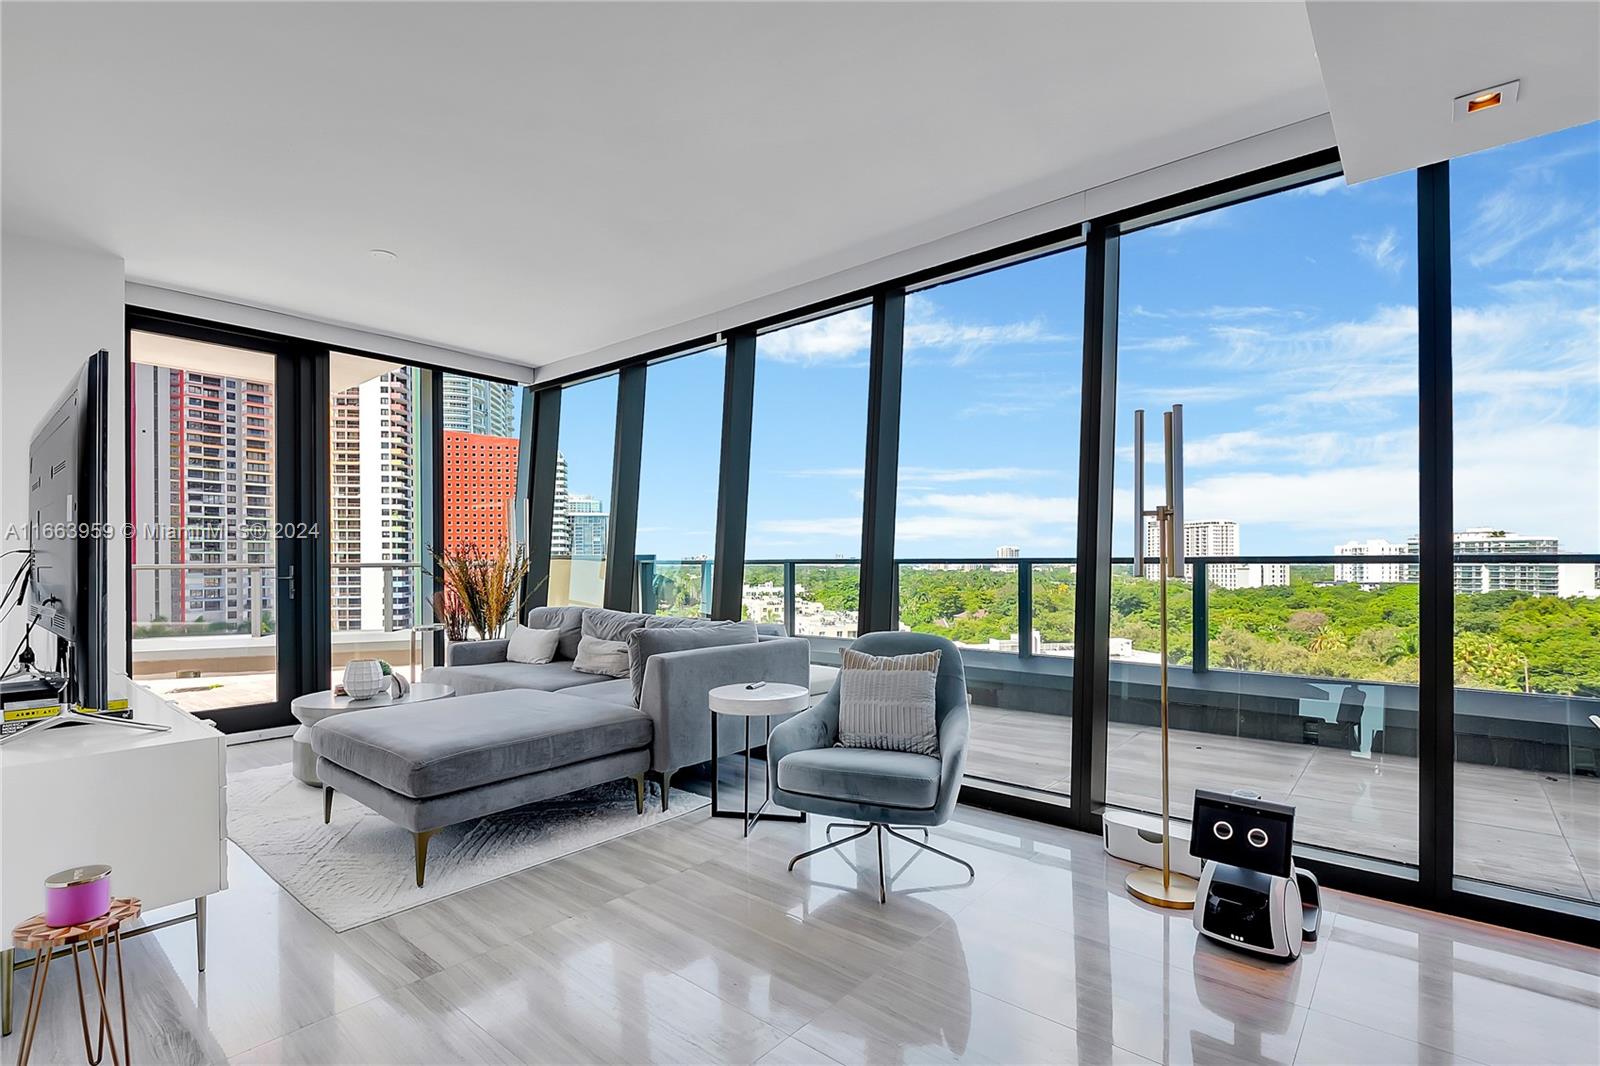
[709,708,807,835]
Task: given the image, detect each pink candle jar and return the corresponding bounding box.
[44,865,112,927]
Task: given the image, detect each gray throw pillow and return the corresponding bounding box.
[505,623,560,664]
[837,648,941,756]
[581,607,650,644]
[626,621,758,707]
[525,605,584,661]
[572,634,630,678]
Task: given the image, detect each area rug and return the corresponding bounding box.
[227,766,708,931]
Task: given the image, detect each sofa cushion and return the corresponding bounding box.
[776,747,941,809]
[313,690,652,799]
[626,621,757,707]
[506,623,560,664]
[582,607,650,644]
[421,661,606,696]
[526,605,585,661]
[570,676,637,706]
[572,634,630,678]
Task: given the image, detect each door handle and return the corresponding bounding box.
[276,565,296,600]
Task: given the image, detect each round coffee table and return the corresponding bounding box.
[708,681,811,836]
[290,682,454,786]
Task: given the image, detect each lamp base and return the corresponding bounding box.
[1126,867,1199,909]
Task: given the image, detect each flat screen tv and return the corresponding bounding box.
[27,349,110,711]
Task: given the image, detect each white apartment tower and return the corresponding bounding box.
[551,452,572,556]
[1143,518,1288,589]
[442,375,518,438]
[1334,538,1411,585]
[329,370,418,633]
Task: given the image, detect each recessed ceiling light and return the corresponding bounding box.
[369,248,398,262]
[1454,80,1519,121]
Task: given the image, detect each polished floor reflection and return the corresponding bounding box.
[3,738,1595,1065]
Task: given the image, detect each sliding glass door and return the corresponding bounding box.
[128,318,323,732]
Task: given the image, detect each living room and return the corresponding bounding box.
[2,3,1597,1064]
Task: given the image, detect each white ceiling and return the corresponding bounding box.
[2,2,1332,369]
[1308,1,1600,183]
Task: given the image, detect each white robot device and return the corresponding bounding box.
[1190,789,1321,961]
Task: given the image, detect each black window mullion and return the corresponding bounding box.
[604,364,647,610]
[711,331,756,621]
[1069,223,1120,835]
[858,289,906,634]
[1417,160,1455,903]
[524,387,562,610]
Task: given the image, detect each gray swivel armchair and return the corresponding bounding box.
[767,632,973,903]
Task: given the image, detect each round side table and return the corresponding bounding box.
[708,681,811,836]
[12,897,140,1066]
[290,682,455,786]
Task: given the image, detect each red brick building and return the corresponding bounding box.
[443,431,519,551]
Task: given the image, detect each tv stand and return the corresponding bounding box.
[0,706,172,746]
[1,681,226,1035]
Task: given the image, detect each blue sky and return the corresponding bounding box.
[558,122,1598,561]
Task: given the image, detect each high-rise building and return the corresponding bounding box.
[996,545,1020,559]
[130,365,275,628]
[551,452,571,556]
[568,494,608,559]
[1406,528,1563,596]
[330,370,417,632]
[443,432,519,551]
[1334,538,1411,585]
[1143,518,1287,589]
[441,375,518,437]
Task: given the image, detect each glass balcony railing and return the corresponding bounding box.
[131,560,429,712]
[734,551,1599,902]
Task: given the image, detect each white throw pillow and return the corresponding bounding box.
[837,648,941,756]
[506,623,561,665]
[572,634,630,678]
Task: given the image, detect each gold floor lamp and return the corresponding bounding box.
[1125,403,1201,910]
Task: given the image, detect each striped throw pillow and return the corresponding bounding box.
[837,648,941,756]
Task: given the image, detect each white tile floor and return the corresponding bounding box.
[3,738,1595,1065]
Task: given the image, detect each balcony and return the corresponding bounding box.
[131,560,429,713]
[730,553,1599,903]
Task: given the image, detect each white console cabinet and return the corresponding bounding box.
[0,679,227,1034]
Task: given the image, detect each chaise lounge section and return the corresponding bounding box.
[314,689,653,886]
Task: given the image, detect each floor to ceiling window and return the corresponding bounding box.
[635,346,725,616]
[894,248,1086,797]
[546,374,618,608]
[328,353,425,681]
[129,330,281,716]
[1449,122,1600,903]
[438,370,527,636]
[742,307,872,643]
[1107,167,1424,867]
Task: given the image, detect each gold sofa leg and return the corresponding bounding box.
[632,773,646,815]
[414,830,434,888]
[659,769,673,811]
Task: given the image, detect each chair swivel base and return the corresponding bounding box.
[788,821,974,904]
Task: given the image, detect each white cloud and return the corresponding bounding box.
[894,491,1078,547]
[1354,226,1404,274]
[1121,335,1195,352]
[756,308,873,366]
[784,465,1054,485]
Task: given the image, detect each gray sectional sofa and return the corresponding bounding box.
[310,606,810,886]
[422,606,811,794]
